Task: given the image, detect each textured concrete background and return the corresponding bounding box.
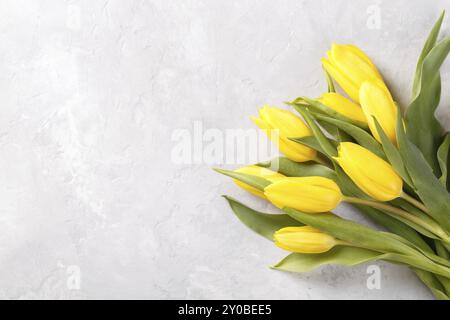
[0,0,449,299]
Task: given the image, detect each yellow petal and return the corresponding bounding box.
[359,81,397,144]
[318,92,367,123]
[330,44,383,88]
[322,57,360,102]
[335,142,402,201]
[260,106,312,138]
[339,44,382,78]
[264,177,342,213]
[274,226,337,253]
[276,137,318,162]
[322,44,385,103]
[251,106,317,162]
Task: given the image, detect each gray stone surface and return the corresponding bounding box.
[0,0,449,299]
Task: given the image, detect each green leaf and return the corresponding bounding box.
[351,204,432,253]
[213,168,270,191]
[323,66,336,93]
[373,118,414,187]
[285,206,450,271]
[406,25,450,174]
[296,111,450,295]
[283,208,420,256]
[434,240,450,297]
[303,110,354,142]
[412,11,445,97]
[390,199,441,240]
[315,113,385,159]
[293,106,337,157]
[382,253,450,279]
[436,240,450,260]
[289,136,338,159]
[289,136,326,155]
[437,133,450,188]
[257,157,336,180]
[223,196,302,240]
[316,119,341,141]
[396,110,450,232]
[273,245,450,280]
[292,97,368,129]
[414,268,449,300]
[334,128,354,143]
[273,246,382,273]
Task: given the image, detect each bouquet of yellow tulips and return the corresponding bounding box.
[215,12,450,299]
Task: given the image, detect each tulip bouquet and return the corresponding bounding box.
[215,12,450,299]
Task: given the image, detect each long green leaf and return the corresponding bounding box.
[406,28,450,174]
[390,199,441,239]
[437,133,450,188]
[323,66,336,93]
[274,241,450,279]
[293,106,337,157]
[435,240,450,296]
[315,113,385,158]
[214,168,270,191]
[273,250,450,298]
[289,136,328,156]
[396,110,450,232]
[257,157,336,180]
[384,253,450,279]
[273,246,382,273]
[373,118,413,187]
[305,110,354,142]
[224,196,302,240]
[412,11,445,96]
[352,204,432,253]
[414,268,449,300]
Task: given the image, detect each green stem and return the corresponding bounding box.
[343,196,450,244]
[386,254,450,279]
[400,191,429,214]
[434,240,450,295]
[338,239,450,279]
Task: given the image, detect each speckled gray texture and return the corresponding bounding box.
[0,0,449,299]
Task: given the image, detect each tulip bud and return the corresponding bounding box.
[251,106,317,162]
[264,177,342,213]
[334,142,402,201]
[321,44,383,103]
[359,80,398,144]
[274,226,337,253]
[318,92,367,124]
[233,165,285,199]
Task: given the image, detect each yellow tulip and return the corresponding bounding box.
[274,226,337,253]
[251,106,317,162]
[322,44,383,103]
[233,165,285,199]
[318,92,367,124]
[359,80,398,144]
[333,142,402,201]
[264,177,342,213]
